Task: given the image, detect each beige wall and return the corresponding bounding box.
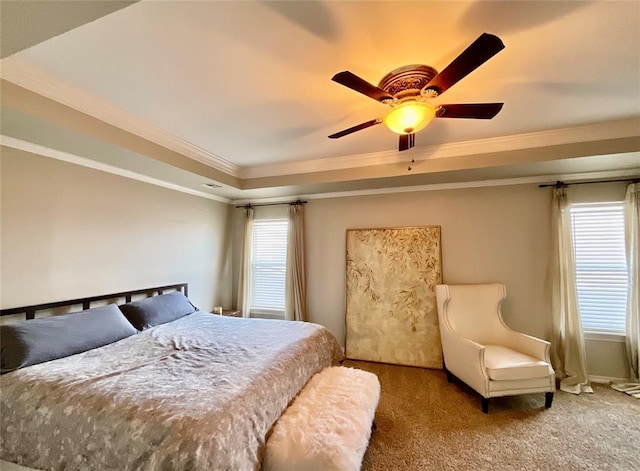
[237,181,629,379]
[3,146,630,380]
[303,184,553,345]
[1,147,232,312]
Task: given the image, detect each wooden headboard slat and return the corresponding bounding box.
[0,283,188,318]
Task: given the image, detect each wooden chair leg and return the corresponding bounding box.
[481,397,489,414]
[545,392,554,408]
[445,368,454,383]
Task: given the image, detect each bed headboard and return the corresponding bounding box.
[0,283,188,320]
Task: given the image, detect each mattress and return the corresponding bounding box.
[0,312,343,470]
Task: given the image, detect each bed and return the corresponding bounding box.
[0,284,343,471]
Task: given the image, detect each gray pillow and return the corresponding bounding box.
[119,291,197,331]
[0,304,137,374]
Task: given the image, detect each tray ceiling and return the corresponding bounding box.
[1,1,638,200]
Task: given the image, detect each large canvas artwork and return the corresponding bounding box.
[345,226,443,369]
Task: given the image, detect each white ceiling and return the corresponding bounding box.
[1,0,639,200]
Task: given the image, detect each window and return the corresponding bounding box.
[570,202,628,335]
[250,218,288,318]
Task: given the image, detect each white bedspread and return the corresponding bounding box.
[0,313,343,471]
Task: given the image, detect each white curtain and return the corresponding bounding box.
[549,186,593,394]
[624,183,639,383]
[285,204,306,321]
[612,183,640,398]
[237,207,254,318]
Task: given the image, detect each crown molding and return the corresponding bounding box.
[0,135,231,204]
[2,58,638,185]
[0,58,241,177]
[231,168,640,205]
[4,135,637,208]
[241,117,640,179]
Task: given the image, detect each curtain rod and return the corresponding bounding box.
[538,177,639,188]
[235,199,307,209]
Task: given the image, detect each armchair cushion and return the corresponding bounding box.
[484,345,551,381]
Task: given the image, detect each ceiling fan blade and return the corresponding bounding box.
[332,71,395,103]
[436,103,504,119]
[328,118,381,139]
[399,133,415,151]
[424,33,505,96]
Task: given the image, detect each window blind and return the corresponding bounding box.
[250,219,288,312]
[570,202,628,335]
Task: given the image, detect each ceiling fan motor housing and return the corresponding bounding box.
[378,65,438,101]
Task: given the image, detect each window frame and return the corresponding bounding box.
[569,201,628,341]
[248,217,288,319]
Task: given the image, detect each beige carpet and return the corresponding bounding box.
[345,360,640,471]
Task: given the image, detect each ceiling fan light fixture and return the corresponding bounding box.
[383,101,435,135]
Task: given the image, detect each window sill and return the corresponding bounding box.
[250,308,285,320]
[584,332,626,343]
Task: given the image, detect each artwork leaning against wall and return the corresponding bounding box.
[345,226,443,369]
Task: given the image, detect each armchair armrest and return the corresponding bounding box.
[441,330,489,396]
[501,330,551,363]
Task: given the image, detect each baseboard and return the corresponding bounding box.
[589,375,631,384]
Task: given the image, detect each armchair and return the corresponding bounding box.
[435,283,555,413]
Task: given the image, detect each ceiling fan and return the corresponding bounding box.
[329,33,505,152]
